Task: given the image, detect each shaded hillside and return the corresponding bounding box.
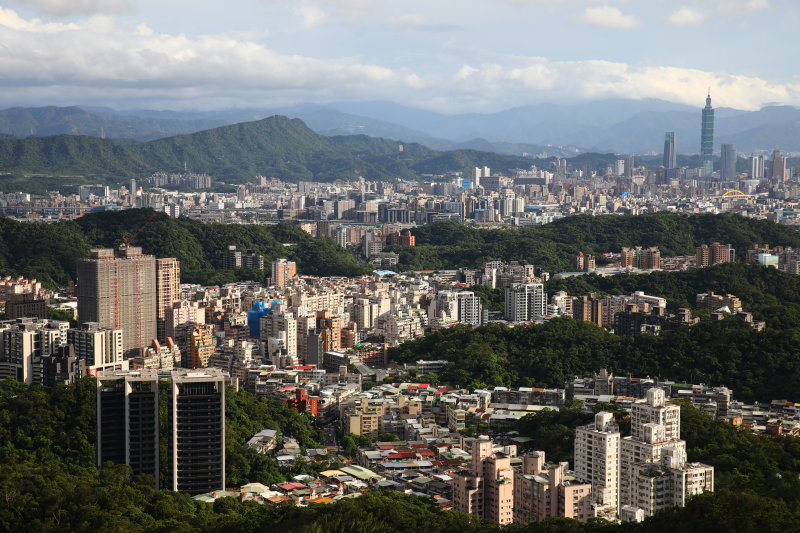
[0,208,371,286]
[388,213,800,273]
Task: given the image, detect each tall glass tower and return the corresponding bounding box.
[663,132,677,169]
[701,90,714,177]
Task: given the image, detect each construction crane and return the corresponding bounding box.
[122,212,159,246]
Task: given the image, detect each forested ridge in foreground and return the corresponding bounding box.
[4,210,800,290]
[387,213,800,273]
[3,378,800,532]
[0,208,371,287]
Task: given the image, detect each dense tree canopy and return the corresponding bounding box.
[388,213,800,273]
[0,208,372,287]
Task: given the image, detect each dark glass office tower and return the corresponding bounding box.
[170,369,226,495]
[701,91,715,177]
[97,370,160,488]
[663,132,677,169]
[720,143,737,181]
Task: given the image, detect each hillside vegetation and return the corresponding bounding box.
[0,208,371,286]
[0,116,529,186]
[388,213,800,272]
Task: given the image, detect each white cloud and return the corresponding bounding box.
[717,0,771,14]
[293,6,328,29]
[10,0,132,17]
[387,13,430,26]
[0,7,798,114]
[667,6,706,26]
[575,6,642,29]
[0,6,79,32]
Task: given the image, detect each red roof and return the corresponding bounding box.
[417,450,435,456]
[399,451,416,459]
[417,383,429,389]
[387,453,403,459]
[411,443,428,449]
[278,482,307,491]
[378,445,395,450]
[277,386,296,392]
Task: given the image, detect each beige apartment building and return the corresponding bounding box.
[155,258,180,343]
[513,451,594,524]
[271,259,296,289]
[341,396,422,438]
[452,437,515,525]
[77,247,157,358]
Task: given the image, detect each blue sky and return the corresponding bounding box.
[0,0,796,113]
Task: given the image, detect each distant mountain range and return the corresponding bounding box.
[1,98,798,167]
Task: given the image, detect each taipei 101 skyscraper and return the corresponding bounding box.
[701,90,714,177]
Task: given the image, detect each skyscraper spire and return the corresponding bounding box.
[701,90,715,177]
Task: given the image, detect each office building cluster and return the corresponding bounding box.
[96,368,226,494]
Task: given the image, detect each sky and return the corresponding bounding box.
[0,0,798,114]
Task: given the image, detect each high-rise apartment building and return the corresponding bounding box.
[189,325,216,369]
[701,91,714,177]
[619,388,713,519]
[5,292,48,320]
[96,369,160,487]
[748,154,765,179]
[505,283,547,322]
[241,250,264,270]
[662,133,676,169]
[513,451,595,524]
[0,318,68,385]
[77,247,157,358]
[156,258,180,343]
[614,160,625,176]
[271,258,297,289]
[620,247,660,270]
[334,226,348,248]
[260,304,298,357]
[624,155,635,178]
[453,436,515,525]
[165,300,206,351]
[222,246,242,270]
[67,322,124,370]
[720,144,737,181]
[574,412,621,520]
[695,243,734,267]
[770,146,786,182]
[169,368,226,494]
[429,291,483,327]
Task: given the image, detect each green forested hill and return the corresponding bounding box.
[0,208,370,286]
[0,116,529,186]
[389,213,800,272]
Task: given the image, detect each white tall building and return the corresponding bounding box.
[615,160,625,175]
[505,283,547,322]
[748,154,765,179]
[334,226,348,248]
[260,304,298,357]
[67,322,125,372]
[0,318,69,385]
[429,291,483,327]
[619,388,713,520]
[574,412,621,520]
